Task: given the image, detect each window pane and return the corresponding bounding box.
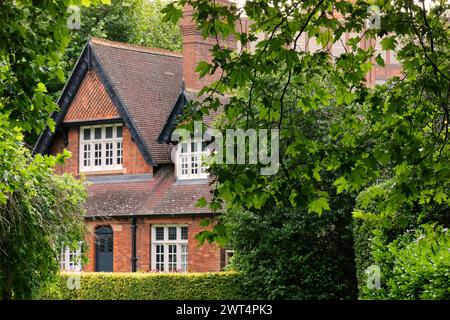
[105,127,113,139]
[181,226,188,240]
[156,244,164,272]
[180,143,187,154]
[83,128,91,140]
[168,227,177,240]
[95,127,102,139]
[181,156,188,175]
[117,142,123,165]
[94,144,102,166]
[83,144,91,167]
[155,227,164,241]
[105,142,113,166]
[191,155,198,174]
[180,244,188,272]
[116,126,123,138]
[191,142,198,152]
[168,244,177,271]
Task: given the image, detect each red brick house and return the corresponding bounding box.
[34,2,401,274]
[34,5,238,273]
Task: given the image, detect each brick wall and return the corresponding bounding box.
[181,1,239,91]
[122,128,151,175]
[51,127,79,175]
[84,216,223,273]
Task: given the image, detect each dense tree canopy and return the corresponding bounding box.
[165,0,450,242]
[0,0,107,300]
[64,0,182,74]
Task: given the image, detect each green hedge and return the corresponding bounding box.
[37,272,244,300]
[367,224,450,300]
[225,205,358,300]
[353,181,450,299]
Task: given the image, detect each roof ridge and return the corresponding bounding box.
[90,37,183,58]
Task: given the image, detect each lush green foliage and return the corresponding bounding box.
[38,272,244,300]
[353,180,450,299]
[164,0,450,299]
[362,224,450,300]
[0,0,96,299]
[63,0,181,80]
[0,114,87,300]
[165,0,450,237]
[225,204,357,299]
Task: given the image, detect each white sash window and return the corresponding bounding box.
[152,225,188,272]
[176,139,208,180]
[80,124,123,172]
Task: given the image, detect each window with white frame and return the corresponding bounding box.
[152,225,188,272]
[225,250,234,266]
[59,243,82,271]
[176,139,208,180]
[79,124,123,172]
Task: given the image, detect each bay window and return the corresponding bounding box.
[152,225,188,272]
[80,124,123,172]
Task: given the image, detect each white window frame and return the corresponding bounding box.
[225,249,234,266]
[151,225,188,273]
[79,124,123,172]
[60,242,82,272]
[176,138,208,180]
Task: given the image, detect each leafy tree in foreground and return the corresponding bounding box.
[0,0,106,299]
[165,0,450,245]
[0,115,87,300]
[164,0,449,298]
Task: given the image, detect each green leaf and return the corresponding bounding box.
[380,36,397,51]
[196,197,208,208]
[308,197,331,215]
[195,61,211,78]
[375,54,385,67]
[334,176,349,194]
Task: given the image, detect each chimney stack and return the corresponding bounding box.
[181,1,239,91]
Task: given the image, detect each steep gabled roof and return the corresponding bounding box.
[35,37,184,165]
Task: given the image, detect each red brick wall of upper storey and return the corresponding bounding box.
[83,216,223,273]
[50,125,152,176]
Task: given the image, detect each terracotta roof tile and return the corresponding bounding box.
[63,70,120,123]
[85,165,213,216]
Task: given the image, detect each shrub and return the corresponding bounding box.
[353,181,450,299]
[36,272,244,300]
[225,204,358,300]
[363,224,450,300]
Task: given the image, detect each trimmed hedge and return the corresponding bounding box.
[37,272,244,300]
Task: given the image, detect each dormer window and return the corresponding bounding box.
[176,138,208,180]
[80,124,123,172]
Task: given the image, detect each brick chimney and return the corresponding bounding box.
[181,1,240,91]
